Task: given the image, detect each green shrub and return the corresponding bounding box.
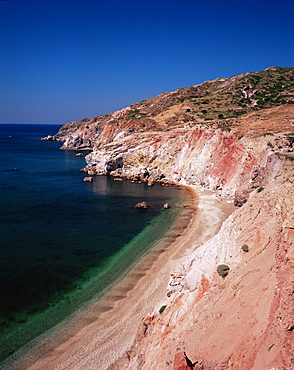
[217,264,230,278]
[287,136,294,146]
[241,244,249,252]
[159,305,167,314]
[286,156,294,161]
[257,186,264,193]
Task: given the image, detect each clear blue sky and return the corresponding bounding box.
[0,0,293,124]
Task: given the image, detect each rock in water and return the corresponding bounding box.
[40,135,54,141]
[83,176,93,182]
[135,201,149,209]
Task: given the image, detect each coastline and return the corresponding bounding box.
[25,186,235,370]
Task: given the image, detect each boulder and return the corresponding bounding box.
[147,179,155,186]
[234,189,249,207]
[163,203,170,209]
[83,176,93,182]
[135,201,149,209]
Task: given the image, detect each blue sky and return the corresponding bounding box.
[0,0,293,124]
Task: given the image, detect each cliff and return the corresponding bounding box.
[50,67,294,203]
[48,67,294,369]
[116,171,294,370]
[83,106,294,206]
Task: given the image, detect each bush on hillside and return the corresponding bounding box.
[217,264,230,278]
[159,305,167,314]
[241,244,249,252]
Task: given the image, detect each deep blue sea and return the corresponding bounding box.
[0,124,190,367]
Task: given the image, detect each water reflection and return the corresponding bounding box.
[90,174,169,200]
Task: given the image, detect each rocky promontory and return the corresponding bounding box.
[49,67,294,203]
[47,67,294,369]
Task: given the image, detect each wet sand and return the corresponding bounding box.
[26,186,235,370]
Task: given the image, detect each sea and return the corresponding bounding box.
[0,124,191,368]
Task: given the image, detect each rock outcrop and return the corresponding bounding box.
[47,67,294,369]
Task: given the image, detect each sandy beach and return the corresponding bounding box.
[25,186,235,370]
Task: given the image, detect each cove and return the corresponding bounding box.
[0,124,192,368]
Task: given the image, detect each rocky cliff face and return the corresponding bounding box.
[83,113,293,206]
[48,67,294,369]
[116,169,294,370]
[51,67,294,205]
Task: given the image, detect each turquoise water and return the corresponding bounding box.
[0,124,190,367]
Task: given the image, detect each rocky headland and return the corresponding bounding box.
[44,67,294,369]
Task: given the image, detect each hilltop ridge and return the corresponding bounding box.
[51,66,294,148]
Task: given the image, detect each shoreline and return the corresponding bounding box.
[25,186,235,370]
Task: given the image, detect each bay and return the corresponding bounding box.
[0,124,190,367]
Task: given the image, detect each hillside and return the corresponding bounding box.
[44,67,294,369]
[50,66,294,148]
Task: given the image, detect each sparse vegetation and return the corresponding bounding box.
[287,135,294,146]
[136,67,294,127]
[217,264,230,278]
[159,305,167,314]
[268,343,275,351]
[57,67,294,141]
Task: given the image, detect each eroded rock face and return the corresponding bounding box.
[55,118,293,370]
[84,127,284,204]
[118,170,294,370]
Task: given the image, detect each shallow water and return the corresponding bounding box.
[0,124,191,367]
